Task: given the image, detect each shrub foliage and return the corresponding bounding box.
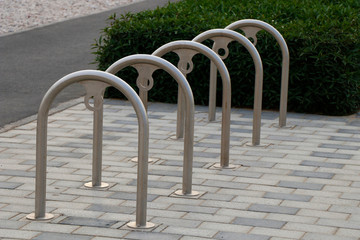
[93,0,360,115]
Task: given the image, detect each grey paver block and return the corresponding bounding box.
[159,160,207,168]
[0,169,34,178]
[215,231,270,240]
[193,151,220,158]
[109,192,158,202]
[233,217,286,228]
[278,181,324,190]
[33,232,92,240]
[300,160,344,169]
[202,179,248,190]
[264,192,312,202]
[87,204,135,214]
[0,182,23,189]
[48,151,86,158]
[302,233,357,240]
[21,160,67,167]
[125,231,181,240]
[60,216,118,228]
[267,135,305,142]
[319,143,360,151]
[127,179,176,189]
[200,193,234,201]
[311,151,353,159]
[330,136,360,142]
[149,169,182,177]
[291,170,335,179]
[168,204,218,214]
[248,204,299,215]
[338,129,360,134]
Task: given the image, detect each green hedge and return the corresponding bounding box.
[92,0,360,116]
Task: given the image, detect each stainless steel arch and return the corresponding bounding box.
[152,40,232,168]
[193,29,264,146]
[26,70,154,229]
[106,54,196,195]
[226,19,290,127]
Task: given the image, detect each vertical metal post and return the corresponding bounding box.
[107,54,197,195]
[27,70,155,229]
[193,29,263,146]
[226,19,290,128]
[208,61,217,122]
[153,41,233,169]
[81,82,109,189]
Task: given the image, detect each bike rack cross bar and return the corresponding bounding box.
[26,70,155,229]
[106,54,197,196]
[152,40,233,168]
[193,29,264,146]
[226,19,290,128]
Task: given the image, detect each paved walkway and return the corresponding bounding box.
[0,98,359,239]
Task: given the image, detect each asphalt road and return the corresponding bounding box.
[0,0,179,128]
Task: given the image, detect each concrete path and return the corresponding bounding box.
[0,98,359,239]
[0,0,179,128]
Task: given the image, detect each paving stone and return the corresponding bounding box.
[319,143,360,151]
[215,231,270,240]
[300,160,344,169]
[202,179,248,189]
[291,170,335,179]
[329,136,360,142]
[264,192,312,202]
[0,182,23,189]
[20,160,67,167]
[73,226,129,238]
[33,232,92,240]
[48,151,87,158]
[109,192,159,202]
[233,217,286,228]
[302,233,357,240]
[86,204,135,214]
[0,169,35,178]
[311,151,353,159]
[59,216,117,228]
[278,181,324,190]
[267,135,305,142]
[248,204,299,215]
[168,204,218,214]
[127,179,176,189]
[125,231,181,240]
[0,229,40,239]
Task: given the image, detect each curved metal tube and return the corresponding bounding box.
[226,19,290,127]
[193,29,263,146]
[152,40,231,167]
[106,54,195,195]
[30,70,151,228]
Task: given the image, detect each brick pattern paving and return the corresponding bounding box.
[0,99,359,239]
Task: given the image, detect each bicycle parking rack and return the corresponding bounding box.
[152,40,233,168]
[106,54,198,196]
[193,29,264,146]
[26,70,155,229]
[226,19,290,127]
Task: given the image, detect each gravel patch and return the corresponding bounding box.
[0,0,143,36]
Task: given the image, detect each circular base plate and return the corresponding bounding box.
[212,163,236,169]
[84,182,109,188]
[127,221,156,229]
[130,157,158,163]
[174,190,200,196]
[26,212,54,221]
